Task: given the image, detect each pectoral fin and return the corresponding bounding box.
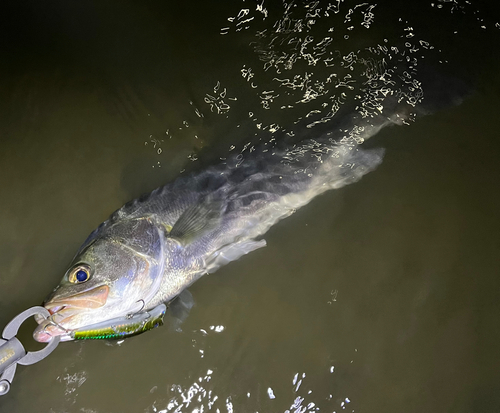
[204,239,267,274]
[167,289,195,332]
[170,196,222,244]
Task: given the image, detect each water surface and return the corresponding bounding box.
[1,1,500,412]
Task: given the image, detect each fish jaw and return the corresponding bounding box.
[33,318,72,342]
[44,284,110,312]
[33,285,110,342]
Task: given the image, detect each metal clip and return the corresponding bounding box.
[0,307,60,396]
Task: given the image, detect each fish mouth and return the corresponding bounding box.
[33,285,109,343]
[44,284,110,312]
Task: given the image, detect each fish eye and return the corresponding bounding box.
[68,264,92,284]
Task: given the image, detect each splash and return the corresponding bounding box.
[218,0,436,139]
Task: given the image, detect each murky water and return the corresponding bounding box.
[1,1,500,412]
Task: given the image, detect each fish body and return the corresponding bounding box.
[34,121,388,342]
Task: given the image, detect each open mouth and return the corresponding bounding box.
[33,285,110,343]
[47,305,64,315]
[33,312,73,343]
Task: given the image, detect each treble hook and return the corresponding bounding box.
[127,299,145,318]
[42,317,70,336]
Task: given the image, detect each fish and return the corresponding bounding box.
[33,115,394,343]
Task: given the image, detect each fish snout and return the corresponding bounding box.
[44,284,110,312]
[33,285,110,342]
[33,319,68,343]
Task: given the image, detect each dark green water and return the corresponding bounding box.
[1,1,500,412]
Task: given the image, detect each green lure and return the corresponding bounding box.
[71,304,166,340]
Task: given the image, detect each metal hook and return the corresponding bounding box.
[127,299,145,319]
[42,317,70,336]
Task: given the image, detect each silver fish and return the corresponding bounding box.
[33,120,390,342]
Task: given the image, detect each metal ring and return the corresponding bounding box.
[0,364,16,394]
[0,379,11,396]
[2,307,50,340]
[2,307,60,366]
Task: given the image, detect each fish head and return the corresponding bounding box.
[34,218,165,342]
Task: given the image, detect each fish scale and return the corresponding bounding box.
[33,116,389,342]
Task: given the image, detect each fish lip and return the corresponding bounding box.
[48,305,65,315]
[33,285,110,342]
[44,284,110,312]
[33,317,73,343]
